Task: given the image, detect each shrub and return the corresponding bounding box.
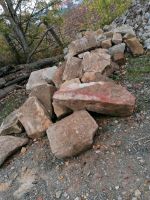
[84,0,132,29]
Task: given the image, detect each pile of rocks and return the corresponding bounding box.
[0,25,144,166]
[109,0,150,50]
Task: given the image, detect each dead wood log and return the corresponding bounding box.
[18,55,64,72]
[0,85,19,100]
[5,74,29,87]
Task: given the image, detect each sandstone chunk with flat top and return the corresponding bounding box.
[53,81,136,117]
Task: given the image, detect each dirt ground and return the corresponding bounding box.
[0,55,150,200]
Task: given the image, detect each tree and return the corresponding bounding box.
[0,0,63,64]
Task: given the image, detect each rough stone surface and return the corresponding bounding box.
[53,82,136,117]
[26,67,57,91]
[52,101,72,119]
[113,52,126,65]
[47,110,98,158]
[103,31,114,38]
[18,97,52,139]
[63,57,82,81]
[82,49,111,75]
[42,66,57,84]
[112,32,122,44]
[61,78,81,88]
[0,110,23,136]
[29,84,56,117]
[0,136,28,166]
[125,37,144,55]
[81,72,112,83]
[109,43,126,56]
[67,33,106,56]
[52,64,65,88]
[101,38,112,49]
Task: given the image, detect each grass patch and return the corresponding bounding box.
[126,55,150,81]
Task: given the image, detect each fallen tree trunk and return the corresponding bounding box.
[0,85,19,100]
[0,54,64,78]
[5,74,29,87]
[0,65,15,77]
[18,55,64,71]
[0,55,64,99]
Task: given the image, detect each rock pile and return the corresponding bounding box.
[109,0,150,50]
[0,24,143,165]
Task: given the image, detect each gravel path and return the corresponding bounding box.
[0,55,150,200]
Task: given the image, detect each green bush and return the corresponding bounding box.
[84,0,131,29]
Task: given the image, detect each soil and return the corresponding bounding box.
[0,55,150,200]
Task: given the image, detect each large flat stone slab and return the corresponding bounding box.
[0,136,28,166]
[47,110,98,158]
[53,82,136,117]
[18,97,52,139]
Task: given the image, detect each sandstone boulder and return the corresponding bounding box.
[125,37,144,55]
[42,66,57,83]
[0,110,23,135]
[81,72,112,83]
[52,101,72,119]
[112,32,122,44]
[82,49,111,74]
[29,84,56,117]
[63,57,82,81]
[113,52,126,65]
[103,31,114,38]
[68,33,106,56]
[26,66,57,91]
[53,82,136,117]
[61,78,81,88]
[101,39,112,49]
[47,110,98,158]
[18,97,52,139]
[52,64,65,88]
[0,136,28,166]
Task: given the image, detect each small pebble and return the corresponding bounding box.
[134,189,141,197]
[56,191,62,199]
[115,186,120,190]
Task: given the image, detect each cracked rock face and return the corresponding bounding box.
[47,110,98,158]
